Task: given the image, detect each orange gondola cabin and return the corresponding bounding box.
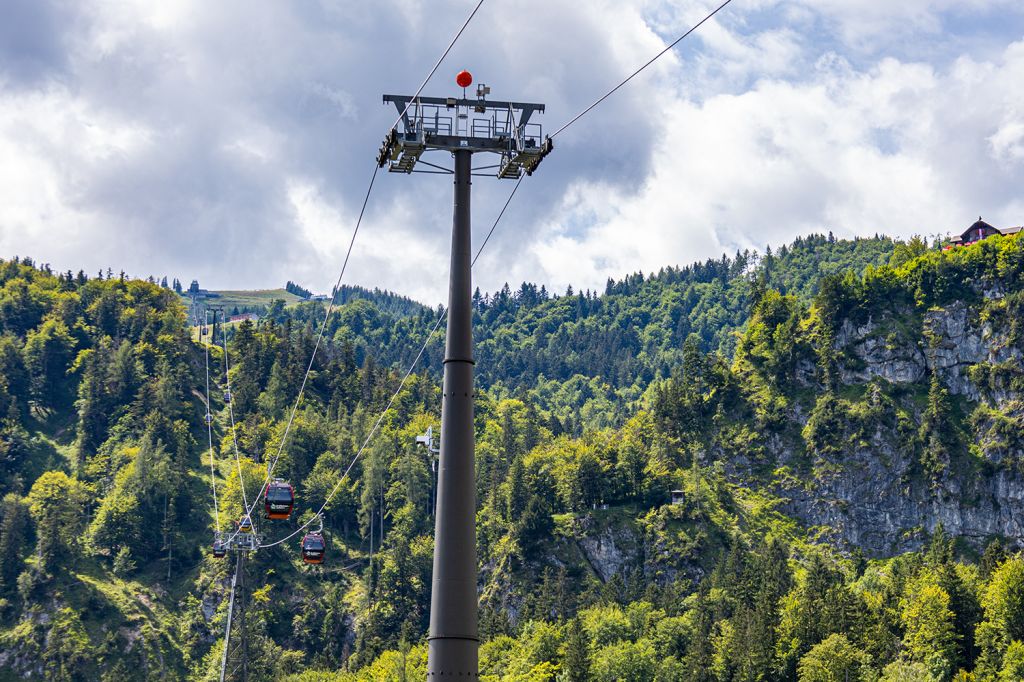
[301,533,326,564]
[264,480,295,520]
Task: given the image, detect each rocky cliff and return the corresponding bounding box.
[775,287,1024,556]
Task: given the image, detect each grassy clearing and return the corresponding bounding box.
[180,288,306,311]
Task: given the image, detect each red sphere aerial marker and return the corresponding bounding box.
[456,70,473,88]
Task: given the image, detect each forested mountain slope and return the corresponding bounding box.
[0,232,1023,681]
[301,233,896,430]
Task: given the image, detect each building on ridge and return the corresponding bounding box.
[946,217,1023,249]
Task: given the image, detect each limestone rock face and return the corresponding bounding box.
[836,317,927,385]
[778,437,1024,556]
[575,519,637,583]
[775,298,1024,556]
[836,301,1020,399]
[569,508,707,586]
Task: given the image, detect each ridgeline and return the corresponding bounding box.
[1,231,1023,680]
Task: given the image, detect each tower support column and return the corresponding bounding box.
[427,149,478,677]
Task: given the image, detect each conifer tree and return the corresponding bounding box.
[560,616,590,682]
[0,493,30,593]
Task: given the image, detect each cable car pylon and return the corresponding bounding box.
[378,71,552,677]
[219,550,250,682]
[217,512,259,681]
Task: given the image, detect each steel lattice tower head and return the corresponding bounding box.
[378,73,552,678]
[378,77,552,179]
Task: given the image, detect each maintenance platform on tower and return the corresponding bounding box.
[378,77,553,179]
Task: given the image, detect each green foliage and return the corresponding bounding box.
[735,289,808,391]
[889,236,932,269]
[27,470,88,567]
[0,493,31,593]
[43,607,92,681]
[879,660,939,681]
[24,318,78,409]
[999,640,1024,681]
[560,616,590,681]
[590,638,658,681]
[901,575,958,679]
[1,234,1022,680]
[814,232,1024,332]
[581,603,633,648]
[976,555,1024,676]
[778,553,861,675]
[797,633,870,681]
[919,373,962,481]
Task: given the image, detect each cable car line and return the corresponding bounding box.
[259,309,446,549]
[389,0,487,131]
[219,556,240,682]
[258,174,523,550]
[200,308,222,534]
[222,162,380,551]
[219,310,257,535]
[472,174,523,268]
[549,0,734,139]
[223,0,489,551]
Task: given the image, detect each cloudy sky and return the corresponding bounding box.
[1,0,1023,304]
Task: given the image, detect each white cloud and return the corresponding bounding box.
[1,1,1023,302]
[770,0,1021,52]
[524,38,1024,295]
[0,86,153,266]
[989,119,1024,165]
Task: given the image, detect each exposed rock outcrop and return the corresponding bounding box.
[776,297,1024,556]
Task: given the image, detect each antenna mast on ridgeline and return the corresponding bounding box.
[378,71,553,677]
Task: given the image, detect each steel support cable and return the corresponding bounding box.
[231,0,488,546]
[390,0,487,131]
[472,174,523,268]
[222,162,380,549]
[258,310,445,549]
[220,311,255,534]
[201,308,222,533]
[246,0,724,551]
[549,0,734,139]
[260,175,525,549]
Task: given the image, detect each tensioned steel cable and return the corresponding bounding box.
[260,176,524,549]
[549,0,734,139]
[259,309,445,548]
[223,163,380,547]
[220,311,255,533]
[218,557,240,682]
[254,0,729,548]
[472,175,523,267]
[391,0,486,131]
[231,0,489,545]
[199,308,222,532]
